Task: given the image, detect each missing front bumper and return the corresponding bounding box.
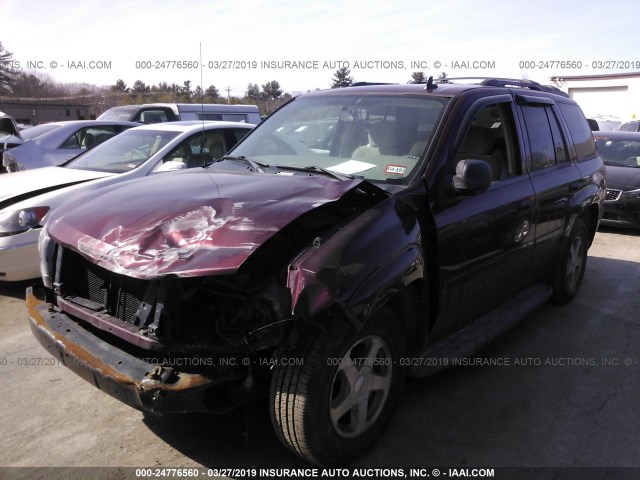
[26,287,248,414]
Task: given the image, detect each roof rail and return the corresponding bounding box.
[349,82,397,87]
[444,77,570,98]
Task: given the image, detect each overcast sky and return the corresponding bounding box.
[2,0,637,96]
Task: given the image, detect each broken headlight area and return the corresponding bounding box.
[51,246,293,356]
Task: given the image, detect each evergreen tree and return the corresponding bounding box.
[246,83,262,101]
[262,80,283,101]
[437,72,450,84]
[0,42,17,94]
[409,72,426,84]
[111,79,129,92]
[205,85,220,101]
[331,67,353,88]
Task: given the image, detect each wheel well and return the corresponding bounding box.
[287,279,430,355]
[579,204,599,248]
[385,280,428,355]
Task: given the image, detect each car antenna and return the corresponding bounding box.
[199,42,206,167]
[425,76,438,91]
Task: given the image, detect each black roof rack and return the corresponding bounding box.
[442,77,569,98]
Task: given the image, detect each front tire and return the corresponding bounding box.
[270,308,406,466]
[552,218,588,304]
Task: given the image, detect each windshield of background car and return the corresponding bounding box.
[97,107,137,122]
[595,135,640,167]
[19,123,61,141]
[230,94,448,184]
[65,129,180,173]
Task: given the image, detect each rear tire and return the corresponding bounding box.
[552,218,588,304]
[270,308,406,466]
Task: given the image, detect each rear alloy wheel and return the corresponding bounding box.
[270,308,405,466]
[552,218,588,304]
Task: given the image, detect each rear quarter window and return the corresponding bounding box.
[557,103,596,159]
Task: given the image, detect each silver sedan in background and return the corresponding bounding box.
[2,120,139,172]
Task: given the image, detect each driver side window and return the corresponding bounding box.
[454,102,520,182]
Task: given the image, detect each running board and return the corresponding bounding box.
[409,283,552,378]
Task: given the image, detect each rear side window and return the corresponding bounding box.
[521,105,568,170]
[59,126,119,149]
[620,121,640,132]
[557,103,596,159]
[138,110,170,124]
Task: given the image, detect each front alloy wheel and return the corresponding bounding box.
[270,308,405,466]
[330,335,393,438]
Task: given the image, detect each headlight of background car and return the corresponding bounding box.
[39,226,55,288]
[621,188,640,200]
[0,206,50,236]
[2,151,21,172]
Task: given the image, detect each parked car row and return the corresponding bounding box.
[1,103,262,173]
[0,121,254,281]
[594,130,640,228]
[2,120,139,172]
[97,102,262,125]
[23,78,606,466]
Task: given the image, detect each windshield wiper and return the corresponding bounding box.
[218,155,269,173]
[275,164,353,180]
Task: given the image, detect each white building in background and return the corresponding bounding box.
[550,72,640,126]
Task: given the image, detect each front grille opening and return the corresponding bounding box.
[60,248,150,326]
[55,247,289,349]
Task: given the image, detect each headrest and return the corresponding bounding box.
[368,122,397,148]
[459,126,498,155]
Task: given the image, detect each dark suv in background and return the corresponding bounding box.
[28,78,605,466]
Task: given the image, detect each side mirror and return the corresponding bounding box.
[154,161,186,173]
[453,159,492,194]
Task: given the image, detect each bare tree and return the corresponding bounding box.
[10,71,65,97]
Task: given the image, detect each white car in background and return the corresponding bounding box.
[0,121,254,281]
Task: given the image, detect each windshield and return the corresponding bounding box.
[66,129,180,173]
[595,136,640,167]
[230,94,448,184]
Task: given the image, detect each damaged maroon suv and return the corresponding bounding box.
[28,78,605,466]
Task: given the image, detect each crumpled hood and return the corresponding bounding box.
[0,166,114,203]
[48,169,367,278]
[605,165,640,190]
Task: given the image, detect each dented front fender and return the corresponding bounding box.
[287,192,427,323]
